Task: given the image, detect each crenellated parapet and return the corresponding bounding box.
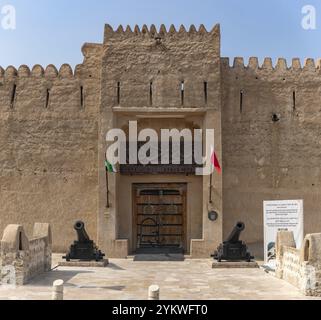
[221,55,321,128]
[0,44,102,90]
[102,24,221,109]
[222,57,321,73]
[0,63,82,81]
[104,23,220,42]
[0,53,102,113]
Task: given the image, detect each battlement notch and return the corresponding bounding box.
[104,23,220,42]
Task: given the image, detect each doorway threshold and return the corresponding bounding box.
[131,247,185,261]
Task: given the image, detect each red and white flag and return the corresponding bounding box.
[211,148,222,174]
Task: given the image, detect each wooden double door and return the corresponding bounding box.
[133,184,187,253]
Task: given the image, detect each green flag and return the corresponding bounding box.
[105,160,117,173]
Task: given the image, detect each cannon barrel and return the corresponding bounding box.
[63,220,105,262]
[226,222,245,243]
[74,221,90,243]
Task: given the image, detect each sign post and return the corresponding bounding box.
[263,200,304,268]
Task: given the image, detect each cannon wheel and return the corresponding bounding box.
[94,252,100,262]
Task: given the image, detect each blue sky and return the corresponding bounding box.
[0,0,320,68]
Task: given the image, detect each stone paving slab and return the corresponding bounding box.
[0,254,320,300]
[58,259,109,268]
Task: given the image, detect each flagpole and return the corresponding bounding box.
[105,157,110,209]
[209,148,221,204]
[106,168,110,208]
[209,147,213,204]
[210,174,213,204]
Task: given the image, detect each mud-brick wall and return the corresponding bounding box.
[97,24,223,257]
[221,57,321,246]
[102,24,221,109]
[0,43,102,252]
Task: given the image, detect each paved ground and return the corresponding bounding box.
[0,254,320,300]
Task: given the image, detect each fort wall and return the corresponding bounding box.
[222,57,321,245]
[101,24,221,109]
[0,43,102,252]
[1,23,321,257]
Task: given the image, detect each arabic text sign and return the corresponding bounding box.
[263,200,304,264]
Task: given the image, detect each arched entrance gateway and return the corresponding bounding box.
[97,24,223,258]
[116,116,205,255]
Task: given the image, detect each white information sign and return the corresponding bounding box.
[263,200,304,267]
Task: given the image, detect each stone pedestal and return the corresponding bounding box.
[58,259,109,268]
[212,261,259,269]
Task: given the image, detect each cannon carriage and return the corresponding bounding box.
[212,222,254,262]
[63,221,105,262]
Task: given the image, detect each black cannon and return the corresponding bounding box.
[63,221,105,262]
[212,222,254,262]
